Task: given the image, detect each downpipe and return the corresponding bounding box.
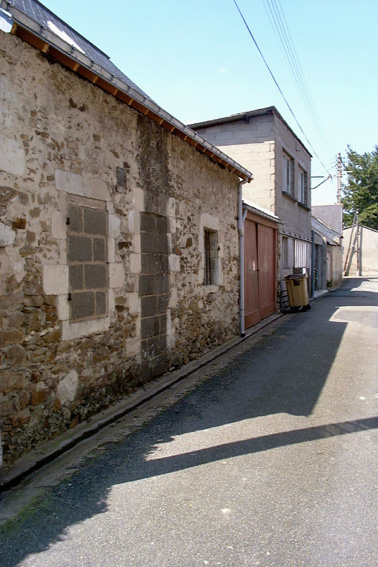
[311,230,315,298]
[238,180,248,336]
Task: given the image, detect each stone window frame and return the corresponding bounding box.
[61,194,112,340]
[43,171,126,342]
[199,213,223,289]
[67,197,108,323]
[204,228,218,286]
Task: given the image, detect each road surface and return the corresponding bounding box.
[0,277,377,566]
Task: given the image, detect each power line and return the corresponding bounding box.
[312,161,338,175]
[263,0,328,146]
[232,0,332,175]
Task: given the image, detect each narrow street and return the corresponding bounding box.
[1,277,377,567]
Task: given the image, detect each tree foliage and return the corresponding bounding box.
[342,145,378,229]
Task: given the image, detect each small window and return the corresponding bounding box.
[282,152,294,197]
[282,236,289,268]
[204,229,218,285]
[298,168,307,205]
[294,239,310,269]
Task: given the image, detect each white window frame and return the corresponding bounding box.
[294,239,310,269]
[282,152,294,197]
[298,168,307,205]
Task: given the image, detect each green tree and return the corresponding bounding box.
[342,145,378,229]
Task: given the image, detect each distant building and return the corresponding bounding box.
[312,204,343,236]
[311,215,342,291]
[343,225,378,276]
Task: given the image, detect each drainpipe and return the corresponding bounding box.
[311,229,315,297]
[238,180,248,336]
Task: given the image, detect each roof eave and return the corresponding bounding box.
[4,5,252,182]
[189,106,312,159]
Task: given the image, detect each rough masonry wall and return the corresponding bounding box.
[167,135,240,366]
[194,115,276,213]
[0,31,240,469]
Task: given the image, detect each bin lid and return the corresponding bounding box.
[285,274,306,280]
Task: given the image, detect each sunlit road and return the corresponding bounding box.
[1,277,377,567]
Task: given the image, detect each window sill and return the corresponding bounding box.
[203,284,219,293]
[282,191,297,203]
[298,202,311,211]
[61,315,110,341]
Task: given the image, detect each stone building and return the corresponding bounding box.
[190,107,313,304]
[0,1,252,471]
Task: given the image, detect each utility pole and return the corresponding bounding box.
[337,153,342,204]
[356,213,362,276]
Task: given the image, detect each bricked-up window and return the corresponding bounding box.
[139,212,169,380]
[204,229,218,285]
[67,202,108,321]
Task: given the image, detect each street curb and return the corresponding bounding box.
[0,313,284,493]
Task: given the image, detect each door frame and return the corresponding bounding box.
[244,208,279,330]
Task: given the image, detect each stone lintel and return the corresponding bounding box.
[55,169,84,196]
[51,211,67,239]
[130,253,141,274]
[43,264,69,295]
[109,262,125,289]
[169,254,180,272]
[61,316,110,341]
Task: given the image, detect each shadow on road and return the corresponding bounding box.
[1,277,377,565]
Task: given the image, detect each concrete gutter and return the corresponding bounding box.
[0,312,283,493]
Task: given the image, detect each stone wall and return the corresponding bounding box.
[0,31,240,469]
[343,226,378,276]
[191,114,276,213]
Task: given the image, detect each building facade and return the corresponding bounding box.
[190,107,312,304]
[0,3,252,471]
[311,205,343,290]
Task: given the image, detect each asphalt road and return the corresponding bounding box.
[1,277,377,567]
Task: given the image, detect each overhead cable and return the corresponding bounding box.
[263,0,328,147]
[232,0,331,175]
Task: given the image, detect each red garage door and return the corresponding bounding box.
[244,212,278,329]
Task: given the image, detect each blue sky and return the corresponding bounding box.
[39,0,378,205]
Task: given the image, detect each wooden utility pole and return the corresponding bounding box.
[356,214,362,276]
[337,153,342,204]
